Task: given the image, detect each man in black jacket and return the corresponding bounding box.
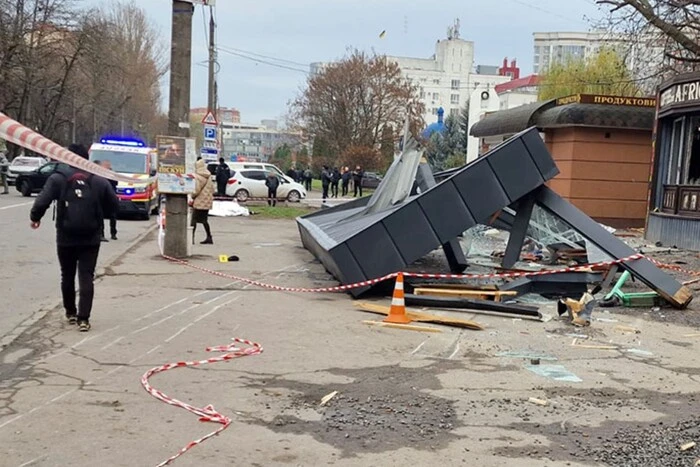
[352,165,364,197]
[265,171,280,206]
[215,157,231,197]
[30,144,120,332]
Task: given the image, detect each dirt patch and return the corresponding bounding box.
[493,387,700,466]
[244,361,464,457]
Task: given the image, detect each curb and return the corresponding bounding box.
[0,222,158,351]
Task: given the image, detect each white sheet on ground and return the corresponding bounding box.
[209,200,250,217]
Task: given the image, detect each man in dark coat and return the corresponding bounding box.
[30,143,119,332]
[214,157,231,196]
[352,165,364,197]
[265,171,280,206]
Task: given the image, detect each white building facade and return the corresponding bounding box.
[387,38,510,125]
[533,30,665,90]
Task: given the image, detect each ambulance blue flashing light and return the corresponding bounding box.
[100,137,145,148]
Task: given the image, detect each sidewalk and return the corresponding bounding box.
[2,216,700,466]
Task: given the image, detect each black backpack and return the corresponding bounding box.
[59,172,102,234]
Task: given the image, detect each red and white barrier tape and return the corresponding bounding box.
[648,258,700,277]
[141,338,262,466]
[161,253,647,293]
[0,112,155,183]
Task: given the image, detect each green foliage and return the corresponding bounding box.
[270,144,293,172]
[538,47,641,101]
[425,114,465,172]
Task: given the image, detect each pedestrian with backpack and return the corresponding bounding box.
[29,144,119,332]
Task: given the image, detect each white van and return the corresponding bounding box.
[228,162,286,178]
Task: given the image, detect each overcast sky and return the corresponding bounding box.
[109,0,607,124]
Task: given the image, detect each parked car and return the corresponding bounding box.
[225,169,307,202]
[362,171,383,189]
[228,162,286,178]
[15,161,69,196]
[8,156,47,185]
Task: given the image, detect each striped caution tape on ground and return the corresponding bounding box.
[161,253,649,293]
[141,338,262,467]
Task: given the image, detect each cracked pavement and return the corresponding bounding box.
[2,215,700,466]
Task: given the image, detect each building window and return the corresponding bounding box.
[419,90,426,99]
[451,79,460,90]
[667,117,686,185]
[450,108,459,117]
[433,78,440,85]
[450,94,459,104]
[432,92,439,100]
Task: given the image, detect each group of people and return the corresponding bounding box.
[320,166,364,200]
[286,167,314,191]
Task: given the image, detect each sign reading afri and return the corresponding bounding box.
[156,135,197,194]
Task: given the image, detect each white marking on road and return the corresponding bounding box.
[165,296,242,343]
[0,201,32,211]
[0,263,305,431]
[448,343,460,360]
[100,336,125,351]
[411,340,427,355]
[18,455,47,466]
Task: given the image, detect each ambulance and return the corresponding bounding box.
[89,137,159,220]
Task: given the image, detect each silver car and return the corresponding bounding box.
[8,156,47,185]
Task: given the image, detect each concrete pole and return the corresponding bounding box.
[207,8,216,113]
[164,0,193,258]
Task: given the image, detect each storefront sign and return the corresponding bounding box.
[660,81,700,109]
[156,135,196,194]
[556,94,656,107]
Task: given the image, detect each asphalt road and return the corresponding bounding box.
[0,190,155,349]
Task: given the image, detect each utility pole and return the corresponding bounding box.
[207,7,216,113]
[164,0,194,258]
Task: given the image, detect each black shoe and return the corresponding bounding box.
[66,314,78,325]
[111,234,117,240]
[78,320,91,332]
[100,236,109,242]
[200,237,213,245]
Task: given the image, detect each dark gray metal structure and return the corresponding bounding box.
[297,127,692,308]
[297,128,558,296]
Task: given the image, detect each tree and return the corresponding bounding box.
[597,1,700,88]
[0,1,165,153]
[379,125,395,171]
[458,104,470,153]
[291,50,424,167]
[270,144,293,172]
[538,47,641,100]
[424,114,464,172]
[340,145,381,172]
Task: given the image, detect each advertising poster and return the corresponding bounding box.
[156,135,196,194]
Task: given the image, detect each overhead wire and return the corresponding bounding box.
[216,46,309,74]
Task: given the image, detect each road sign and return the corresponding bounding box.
[201,111,217,125]
[203,125,217,141]
[201,147,218,155]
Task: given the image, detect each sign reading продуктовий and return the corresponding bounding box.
[156,135,196,194]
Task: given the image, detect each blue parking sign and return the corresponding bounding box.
[204,125,217,141]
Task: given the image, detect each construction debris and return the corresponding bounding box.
[320,391,338,406]
[354,302,483,331]
[681,442,696,452]
[413,287,517,302]
[558,292,597,327]
[404,294,541,318]
[362,320,442,333]
[528,397,549,406]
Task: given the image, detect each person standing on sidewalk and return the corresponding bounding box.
[215,157,231,197]
[29,143,119,332]
[265,171,280,207]
[321,166,331,200]
[352,165,364,197]
[341,166,350,196]
[98,160,118,241]
[330,167,340,198]
[191,158,215,245]
[0,152,9,194]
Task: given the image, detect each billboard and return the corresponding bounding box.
[156,135,196,194]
